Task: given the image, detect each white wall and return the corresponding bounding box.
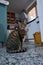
[37,0,43,42]
[27,17,40,39]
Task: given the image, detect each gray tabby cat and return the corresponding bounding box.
[6,20,27,53]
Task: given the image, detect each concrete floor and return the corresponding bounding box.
[0,41,43,65]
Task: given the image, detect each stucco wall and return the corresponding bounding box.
[27,17,40,39]
[37,0,43,42]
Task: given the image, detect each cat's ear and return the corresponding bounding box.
[18,22,21,29]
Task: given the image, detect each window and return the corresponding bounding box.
[27,2,37,21]
[29,7,36,20]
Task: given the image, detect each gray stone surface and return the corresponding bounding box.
[0,41,43,65]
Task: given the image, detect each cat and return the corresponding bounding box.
[6,20,27,53]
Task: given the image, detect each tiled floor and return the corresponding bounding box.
[0,41,43,65]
